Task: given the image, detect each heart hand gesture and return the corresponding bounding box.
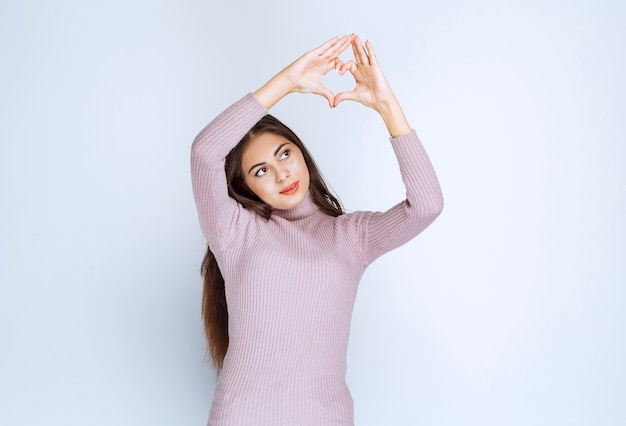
[253,34,411,137]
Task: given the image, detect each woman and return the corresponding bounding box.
[191,34,443,426]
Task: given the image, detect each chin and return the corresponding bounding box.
[272,191,307,210]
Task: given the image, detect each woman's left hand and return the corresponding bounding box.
[333,36,395,110]
[334,36,411,137]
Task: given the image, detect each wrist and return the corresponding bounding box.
[252,72,294,110]
[378,98,411,138]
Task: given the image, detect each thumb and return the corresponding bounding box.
[333,90,357,108]
[316,86,336,108]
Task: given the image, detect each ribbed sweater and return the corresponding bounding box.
[191,94,443,426]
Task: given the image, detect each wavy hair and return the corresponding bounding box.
[201,115,344,371]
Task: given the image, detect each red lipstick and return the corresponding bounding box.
[280,181,299,195]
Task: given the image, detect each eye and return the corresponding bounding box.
[280,149,290,159]
[255,166,268,177]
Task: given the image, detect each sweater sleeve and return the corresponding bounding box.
[190,93,268,252]
[359,130,444,265]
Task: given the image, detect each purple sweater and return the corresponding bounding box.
[191,94,443,425]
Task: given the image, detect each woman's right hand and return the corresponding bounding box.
[284,35,354,102]
[253,35,353,109]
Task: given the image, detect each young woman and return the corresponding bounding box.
[191,34,443,426]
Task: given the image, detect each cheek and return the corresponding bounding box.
[301,160,311,186]
[295,153,309,176]
[244,177,274,200]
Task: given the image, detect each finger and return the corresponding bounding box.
[322,34,352,59]
[314,36,340,55]
[316,86,336,108]
[350,36,361,65]
[352,36,370,65]
[337,60,357,76]
[364,40,379,67]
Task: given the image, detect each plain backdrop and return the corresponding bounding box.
[1,0,625,425]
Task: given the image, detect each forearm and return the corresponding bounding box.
[390,131,444,217]
[192,94,267,158]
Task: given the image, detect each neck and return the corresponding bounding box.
[273,193,318,220]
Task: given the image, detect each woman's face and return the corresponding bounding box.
[241,132,310,209]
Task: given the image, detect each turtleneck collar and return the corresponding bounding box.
[272,192,319,221]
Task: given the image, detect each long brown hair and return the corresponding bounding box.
[201,115,344,371]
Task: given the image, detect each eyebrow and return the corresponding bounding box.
[246,143,290,175]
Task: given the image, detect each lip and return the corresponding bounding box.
[280,181,299,195]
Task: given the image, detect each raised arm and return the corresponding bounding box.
[191,95,267,251]
[334,36,444,263]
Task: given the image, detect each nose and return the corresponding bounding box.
[276,167,290,183]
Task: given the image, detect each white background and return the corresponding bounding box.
[1,0,624,425]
